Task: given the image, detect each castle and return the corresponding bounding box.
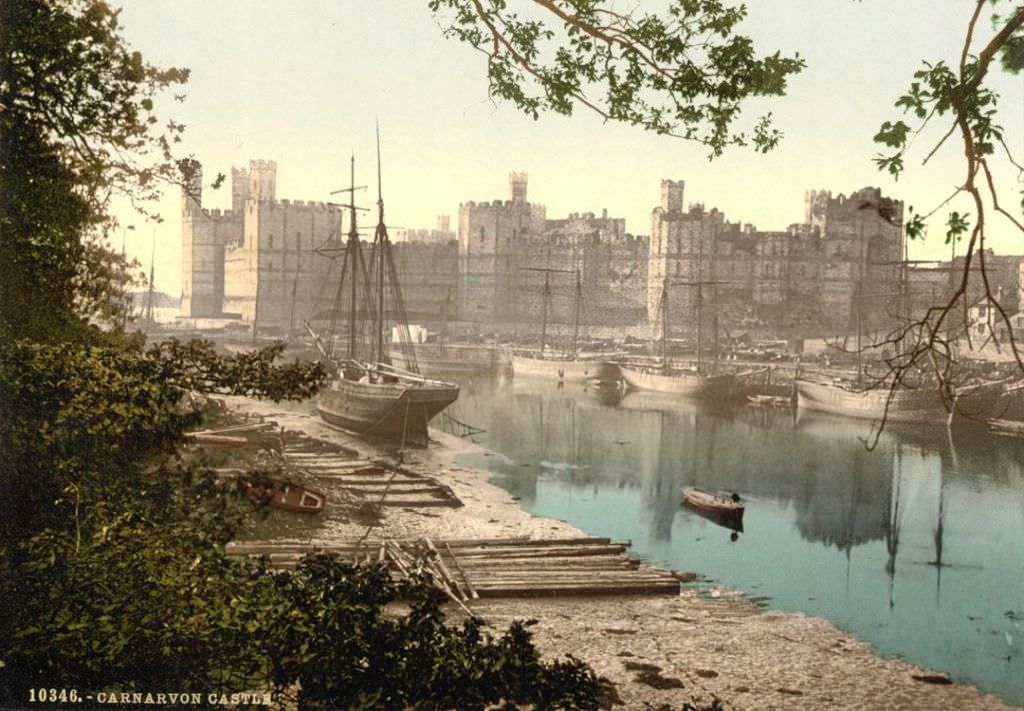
[183,161,1010,342]
[181,158,344,331]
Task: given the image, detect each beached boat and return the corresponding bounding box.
[306,149,458,442]
[316,363,459,438]
[240,479,325,514]
[681,487,745,517]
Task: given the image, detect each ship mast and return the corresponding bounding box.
[572,269,582,358]
[521,266,576,357]
[348,155,359,359]
[374,125,386,365]
[144,227,156,328]
[671,279,727,374]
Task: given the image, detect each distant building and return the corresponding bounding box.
[181,160,458,333]
[181,159,343,333]
[457,173,648,335]
[648,180,904,339]
[182,161,1021,344]
[392,215,456,245]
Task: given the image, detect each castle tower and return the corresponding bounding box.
[231,166,250,212]
[660,179,684,213]
[510,172,528,204]
[248,159,277,203]
[804,189,832,235]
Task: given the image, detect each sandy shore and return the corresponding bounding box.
[225,397,1019,710]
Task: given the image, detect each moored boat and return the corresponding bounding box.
[747,394,792,407]
[795,378,949,424]
[389,343,507,376]
[512,352,618,383]
[682,487,745,518]
[621,365,735,398]
[316,362,459,439]
[306,147,458,443]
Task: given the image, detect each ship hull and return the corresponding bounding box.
[316,377,459,440]
[620,366,735,398]
[389,344,509,376]
[795,379,949,424]
[511,354,618,383]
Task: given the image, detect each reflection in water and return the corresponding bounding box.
[449,375,1024,707]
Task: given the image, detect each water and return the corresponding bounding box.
[446,374,1024,707]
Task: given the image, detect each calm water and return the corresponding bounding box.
[444,374,1024,707]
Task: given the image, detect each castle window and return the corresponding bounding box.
[479,226,486,242]
[268,233,274,249]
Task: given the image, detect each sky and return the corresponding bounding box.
[110,1,1024,293]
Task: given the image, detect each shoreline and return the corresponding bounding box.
[224,396,1018,710]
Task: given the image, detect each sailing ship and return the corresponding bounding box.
[511,267,617,383]
[795,377,953,424]
[388,288,508,375]
[619,279,735,398]
[306,145,458,442]
[793,250,1001,424]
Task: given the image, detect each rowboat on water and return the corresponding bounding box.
[746,394,791,407]
[681,487,744,516]
[240,479,326,514]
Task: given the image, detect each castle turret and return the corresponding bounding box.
[660,179,684,213]
[248,159,277,203]
[510,171,528,204]
[231,166,250,212]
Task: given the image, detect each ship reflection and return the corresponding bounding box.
[449,375,1024,704]
[452,376,1024,597]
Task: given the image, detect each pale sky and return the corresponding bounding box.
[110,1,1024,293]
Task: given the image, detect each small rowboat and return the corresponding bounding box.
[746,394,791,407]
[240,479,326,514]
[682,487,744,516]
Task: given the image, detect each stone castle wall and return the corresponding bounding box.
[180,161,240,318]
[648,181,906,340]
[184,160,935,343]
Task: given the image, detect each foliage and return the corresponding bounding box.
[0,340,600,708]
[0,0,188,342]
[429,0,804,155]
[75,235,146,332]
[144,339,327,403]
[0,340,323,550]
[1,0,189,216]
[858,1,1024,441]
